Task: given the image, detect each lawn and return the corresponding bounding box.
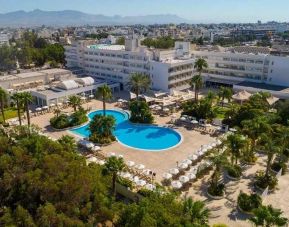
[0,108,20,122]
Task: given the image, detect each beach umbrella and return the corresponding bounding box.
[191,120,199,124]
[171,181,182,189]
[118,154,124,158]
[155,106,162,110]
[42,106,49,110]
[97,160,105,165]
[163,108,170,112]
[145,184,156,191]
[169,168,179,175]
[36,107,42,111]
[183,159,192,165]
[135,164,145,170]
[180,117,186,121]
[91,146,101,152]
[49,103,56,107]
[133,176,140,182]
[86,157,97,164]
[126,161,135,167]
[211,143,217,148]
[136,180,146,187]
[178,162,188,170]
[186,173,196,180]
[179,175,190,183]
[122,172,132,179]
[80,97,86,100]
[189,167,198,174]
[207,145,213,150]
[163,172,173,179]
[89,94,94,98]
[85,142,94,149]
[188,154,198,161]
[216,140,222,145]
[142,169,152,176]
[229,128,237,132]
[57,103,63,106]
[109,152,116,157]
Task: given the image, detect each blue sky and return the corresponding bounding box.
[0,0,288,23]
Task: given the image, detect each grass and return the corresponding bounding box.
[215,106,230,120]
[0,108,20,122]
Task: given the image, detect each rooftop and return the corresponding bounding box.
[236,81,289,92]
[87,44,125,51]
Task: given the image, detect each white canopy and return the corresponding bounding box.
[57,80,79,90]
[127,161,135,167]
[169,168,179,175]
[135,164,145,170]
[145,184,156,191]
[232,90,252,101]
[75,77,95,86]
[179,175,190,183]
[163,172,173,179]
[171,181,182,189]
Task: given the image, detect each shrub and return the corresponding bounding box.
[138,188,153,197]
[129,100,154,124]
[213,224,229,227]
[226,165,242,179]
[50,114,70,129]
[208,183,225,197]
[50,110,88,129]
[237,192,262,213]
[89,133,116,145]
[255,171,278,190]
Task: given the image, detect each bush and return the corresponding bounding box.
[50,110,88,129]
[89,133,116,145]
[138,188,153,197]
[226,165,242,179]
[129,100,154,124]
[213,224,229,227]
[208,183,225,197]
[255,171,278,190]
[50,114,70,129]
[237,192,262,213]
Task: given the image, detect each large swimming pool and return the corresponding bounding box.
[70,109,182,151]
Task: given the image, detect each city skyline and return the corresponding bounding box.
[0,0,289,23]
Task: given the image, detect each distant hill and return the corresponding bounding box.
[0,9,190,27]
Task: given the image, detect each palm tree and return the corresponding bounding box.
[21,92,33,127]
[11,93,23,126]
[68,95,81,112]
[208,152,228,187]
[0,88,8,124]
[183,198,210,226]
[225,133,246,165]
[190,74,203,103]
[95,85,112,116]
[218,87,233,107]
[128,73,151,99]
[104,156,125,196]
[194,58,208,76]
[250,205,288,227]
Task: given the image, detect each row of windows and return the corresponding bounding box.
[84,51,148,61]
[206,69,264,80]
[196,55,269,65]
[168,79,191,89]
[168,72,192,81]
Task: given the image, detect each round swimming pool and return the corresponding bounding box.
[70,109,182,151]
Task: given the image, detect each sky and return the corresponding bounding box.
[0,0,288,23]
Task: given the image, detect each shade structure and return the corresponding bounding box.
[169,168,179,175]
[36,107,42,111]
[163,172,173,179]
[136,180,146,187]
[135,164,145,170]
[267,96,279,106]
[126,161,135,167]
[145,184,156,191]
[183,159,193,165]
[188,154,198,161]
[232,90,252,102]
[42,106,49,109]
[179,175,190,183]
[178,162,189,170]
[191,120,199,124]
[186,173,196,180]
[171,181,182,189]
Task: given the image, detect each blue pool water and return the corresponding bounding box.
[70,110,182,151]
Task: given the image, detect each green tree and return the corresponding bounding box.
[129,100,154,124]
[190,74,203,103]
[68,95,81,112]
[128,73,151,99]
[11,93,23,126]
[183,198,210,227]
[0,88,8,124]
[104,156,125,196]
[218,87,233,107]
[250,205,288,227]
[96,85,112,116]
[57,135,77,152]
[21,91,33,127]
[226,133,246,165]
[194,58,208,76]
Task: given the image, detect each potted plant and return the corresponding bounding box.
[237,192,262,214]
[254,171,278,191]
[226,164,242,180]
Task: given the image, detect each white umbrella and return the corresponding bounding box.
[85,142,94,149]
[206,145,213,150]
[229,128,237,132]
[216,140,222,145]
[186,173,196,180]
[133,176,140,182]
[36,107,42,111]
[50,103,56,107]
[169,168,179,175]
[163,108,170,112]
[201,148,208,153]
[80,97,86,100]
[91,146,101,152]
[163,172,173,179]
[183,159,192,165]
[211,143,217,148]
[145,184,156,191]
[178,162,188,170]
[122,172,132,179]
[135,164,145,170]
[109,152,116,157]
[86,157,97,164]
[171,181,182,189]
[118,154,124,158]
[179,175,190,183]
[189,168,198,174]
[142,169,152,176]
[191,120,199,124]
[188,154,198,161]
[97,160,105,165]
[136,180,146,187]
[42,106,49,109]
[155,106,162,110]
[89,95,94,98]
[57,103,63,106]
[127,161,135,167]
[180,117,186,121]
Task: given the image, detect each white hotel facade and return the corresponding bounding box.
[65,38,195,93]
[65,37,289,98]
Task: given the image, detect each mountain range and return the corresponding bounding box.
[0,9,190,27]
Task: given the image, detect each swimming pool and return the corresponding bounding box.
[70,109,182,151]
